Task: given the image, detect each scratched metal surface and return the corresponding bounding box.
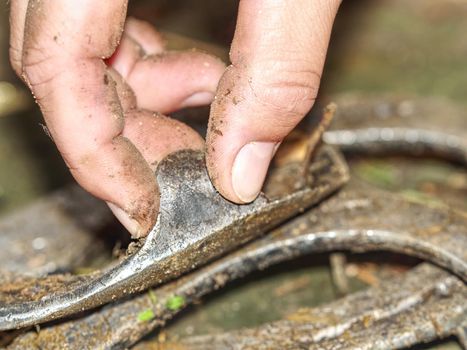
[0,120,465,348]
[6,185,466,349]
[0,146,349,330]
[1,90,466,348]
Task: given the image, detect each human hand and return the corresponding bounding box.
[9,0,340,238]
[206,0,341,203]
[9,1,225,237]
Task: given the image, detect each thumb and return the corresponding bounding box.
[206,0,340,203]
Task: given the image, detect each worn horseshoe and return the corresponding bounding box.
[0,146,349,330]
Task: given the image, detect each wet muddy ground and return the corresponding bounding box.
[0,0,466,348]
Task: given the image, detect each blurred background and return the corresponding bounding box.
[0,1,466,348]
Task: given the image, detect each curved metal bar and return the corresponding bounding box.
[8,233,465,349]
[0,146,349,330]
[7,187,466,349]
[0,128,462,278]
[1,126,465,347]
[324,127,467,165]
[149,265,465,350]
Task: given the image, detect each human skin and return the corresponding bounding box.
[9,0,341,237]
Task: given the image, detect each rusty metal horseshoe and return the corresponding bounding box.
[0,146,349,330]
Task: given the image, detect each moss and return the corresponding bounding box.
[166,295,185,311]
[138,308,155,322]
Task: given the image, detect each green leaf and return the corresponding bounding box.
[166,295,185,311]
[137,308,155,322]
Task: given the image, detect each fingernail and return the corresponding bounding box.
[180,91,215,108]
[107,202,143,238]
[232,142,278,203]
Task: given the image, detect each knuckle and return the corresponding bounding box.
[21,50,66,101]
[22,50,56,84]
[251,68,320,121]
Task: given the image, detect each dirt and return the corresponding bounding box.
[0,0,465,349]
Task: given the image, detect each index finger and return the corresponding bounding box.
[17,0,158,236]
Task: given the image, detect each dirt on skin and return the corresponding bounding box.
[0,1,465,349]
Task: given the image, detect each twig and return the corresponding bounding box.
[301,103,337,179]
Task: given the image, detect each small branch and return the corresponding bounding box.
[301,102,337,179]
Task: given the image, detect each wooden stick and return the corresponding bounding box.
[301,102,337,178]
